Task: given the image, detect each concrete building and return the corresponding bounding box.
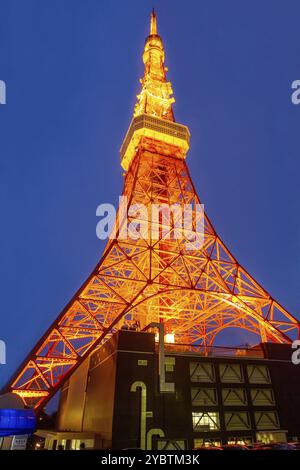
[37,329,300,450]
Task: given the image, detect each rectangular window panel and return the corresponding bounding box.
[220,364,244,383]
[191,388,218,406]
[227,437,253,445]
[190,363,215,383]
[225,412,251,431]
[251,388,275,406]
[192,412,220,432]
[165,356,175,372]
[222,388,247,406]
[194,438,221,448]
[157,440,186,450]
[247,365,270,384]
[255,411,280,430]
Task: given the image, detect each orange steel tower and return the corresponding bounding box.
[4,11,299,411]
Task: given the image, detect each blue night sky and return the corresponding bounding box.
[0,0,300,397]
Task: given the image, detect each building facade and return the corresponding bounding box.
[37,330,300,450]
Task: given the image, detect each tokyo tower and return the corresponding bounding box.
[3,11,299,411]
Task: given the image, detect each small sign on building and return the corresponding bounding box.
[11,434,29,450]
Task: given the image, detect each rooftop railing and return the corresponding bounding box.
[160,342,265,358]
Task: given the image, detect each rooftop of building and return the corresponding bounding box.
[91,329,293,363]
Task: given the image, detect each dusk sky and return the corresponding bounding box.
[0,0,299,401]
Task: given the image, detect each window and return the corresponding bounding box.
[190,363,215,382]
[251,389,275,406]
[70,439,94,450]
[137,359,148,366]
[247,365,270,384]
[219,364,244,383]
[165,356,175,372]
[222,388,247,406]
[157,440,186,450]
[83,439,94,449]
[194,438,221,448]
[225,412,251,430]
[255,411,280,430]
[192,412,220,431]
[191,388,218,406]
[227,437,252,445]
[256,431,286,444]
[71,439,81,450]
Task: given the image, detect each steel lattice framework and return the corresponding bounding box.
[3,11,299,411]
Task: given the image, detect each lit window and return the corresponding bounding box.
[71,439,81,450]
[194,438,221,448]
[165,333,175,344]
[228,438,252,445]
[192,412,220,431]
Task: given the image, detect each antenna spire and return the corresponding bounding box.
[150,8,157,35]
[133,11,175,122]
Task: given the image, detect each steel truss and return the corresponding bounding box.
[3,11,299,411]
